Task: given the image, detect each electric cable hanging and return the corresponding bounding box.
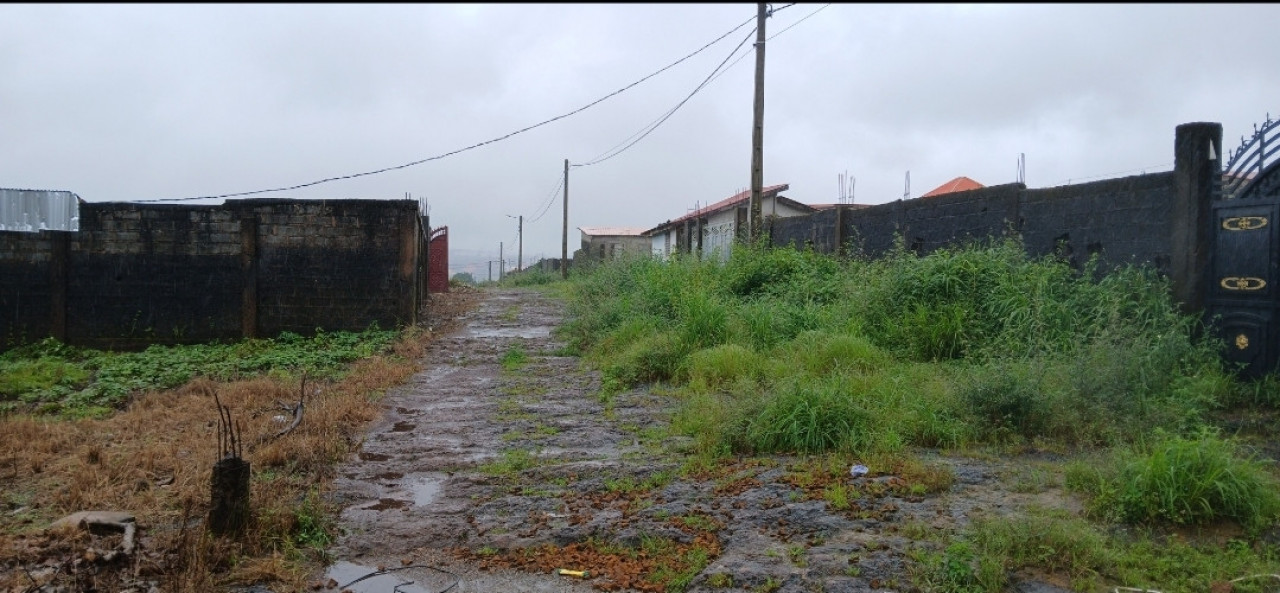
[1057,161,1174,186]
[572,3,827,168]
[708,3,831,87]
[527,175,565,224]
[572,26,757,168]
[137,13,758,203]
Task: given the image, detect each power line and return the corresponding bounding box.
[768,4,829,40]
[527,175,565,224]
[573,26,757,168]
[136,12,758,203]
[708,3,831,86]
[1057,161,1174,186]
[573,3,828,168]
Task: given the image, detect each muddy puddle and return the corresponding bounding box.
[325,560,453,593]
[317,288,1072,593]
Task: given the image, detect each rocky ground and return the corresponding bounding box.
[314,288,1083,593]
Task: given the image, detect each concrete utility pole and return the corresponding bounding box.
[568,156,573,279]
[748,1,768,244]
[499,241,504,282]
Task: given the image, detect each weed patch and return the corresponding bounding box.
[1066,429,1280,532]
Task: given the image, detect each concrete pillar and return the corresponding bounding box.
[1170,122,1222,313]
[49,231,69,342]
[240,217,257,339]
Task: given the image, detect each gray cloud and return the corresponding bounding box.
[3,4,1277,277]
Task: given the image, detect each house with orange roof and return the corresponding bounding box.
[920,176,985,198]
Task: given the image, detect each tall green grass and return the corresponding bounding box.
[924,506,1280,592]
[564,239,1232,455]
[1066,429,1280,532]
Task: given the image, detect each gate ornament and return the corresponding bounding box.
[1236,334,1250,350]
[1222,216,1268,231]
[1223,113,1277,199]
[1220,276,1267,291]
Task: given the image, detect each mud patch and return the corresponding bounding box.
[323,560,449,593]
[463,325,554,339]
[365,498,410,511]
[406,474,444,506]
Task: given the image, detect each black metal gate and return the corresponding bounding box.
[1207,114,1280,377]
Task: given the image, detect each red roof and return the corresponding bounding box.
[921,176,984,198]
[579,227,647,237]
[664,184,789,227]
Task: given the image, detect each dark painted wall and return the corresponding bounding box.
[767,126,1222,304]
[0,231,55,347]
[0,199,421,351]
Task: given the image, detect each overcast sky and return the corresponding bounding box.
[3,4,1278,278]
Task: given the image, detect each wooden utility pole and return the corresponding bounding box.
[562,158,569,279]
[748,2,767,244]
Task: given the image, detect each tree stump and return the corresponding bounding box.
[208,456,250,536]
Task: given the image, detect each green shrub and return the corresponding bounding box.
[742,375,873,454]
[786,330,890,376]
[684,344,768,393]
[1067,430,1280,532]
[951,506,1280,592]
[0,327,398,414]
[0,357,89,398]
[602,331,690,388]
[565,241,1231,453]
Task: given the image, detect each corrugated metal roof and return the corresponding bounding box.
[0,188,81,232]
[647,184,792,235]
[579,227,648,237]
[921,176,984,198]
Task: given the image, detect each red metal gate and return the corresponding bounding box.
[428,226,449,293]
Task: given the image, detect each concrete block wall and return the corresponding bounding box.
[0,198,421,351]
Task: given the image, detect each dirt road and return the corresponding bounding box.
[316,288,1069,593]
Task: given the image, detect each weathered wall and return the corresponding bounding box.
[772,174,1177,275]
[1,198,422,351]
[769,124,1218,302]
[0,231,56,347]
[69,203,244,348]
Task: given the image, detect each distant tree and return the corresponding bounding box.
[450,272,475,285]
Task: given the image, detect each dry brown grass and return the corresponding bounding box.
[0,290,481,592]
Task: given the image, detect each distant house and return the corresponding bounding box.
[578,227,649,261]
[920,176,985,198]
[645,184,815,261]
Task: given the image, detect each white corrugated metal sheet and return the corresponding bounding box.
[0,188,80,232]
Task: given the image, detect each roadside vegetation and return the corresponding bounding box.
[0,327,398,418]
[560,239,1280,592]
[0,318,452,591]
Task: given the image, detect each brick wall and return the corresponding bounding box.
[0,198,422,351]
